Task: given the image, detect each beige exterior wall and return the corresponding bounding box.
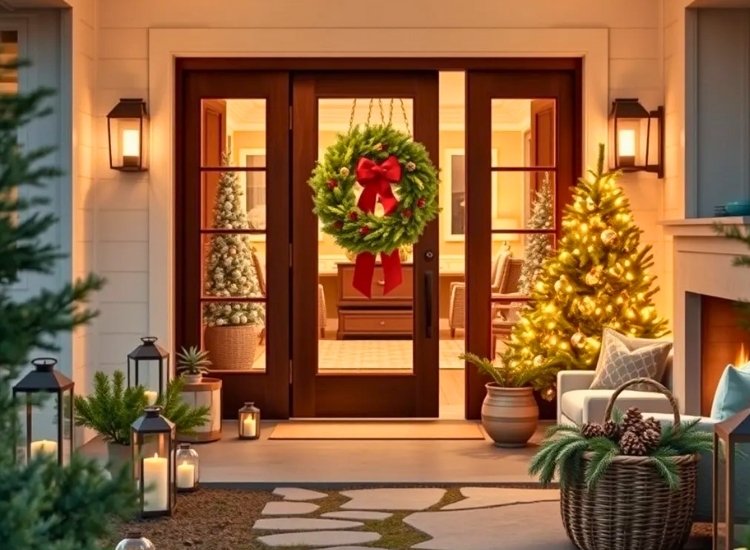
[54,0,671,383]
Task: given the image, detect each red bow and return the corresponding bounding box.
[352,155,403,298]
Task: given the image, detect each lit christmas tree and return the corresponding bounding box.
[517,173,554,295]
[204,154,264,327]
[502,145,668,399]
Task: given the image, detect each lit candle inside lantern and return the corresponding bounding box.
[30,439,57,459]
[144,390,158,406]
[242,416,257,438]
[618,128,636,166]
[176,461,195,489]
[142,453,168,512]
[122,128,140,167]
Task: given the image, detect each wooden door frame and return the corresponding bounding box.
[175,58,582,420]
[176,70,291,418]
[291,71,440,418]
[466,69,581,419]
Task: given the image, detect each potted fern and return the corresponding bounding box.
[460,351,555,447]
[177,346,211,384]
[74,370,210,472]
[529,378,712,550]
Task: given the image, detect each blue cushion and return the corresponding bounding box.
[711,363,750,420]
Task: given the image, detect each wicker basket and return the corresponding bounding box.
[204,325,259,370]
[561,377,699,550]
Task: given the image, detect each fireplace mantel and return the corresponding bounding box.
[665,216,750,415]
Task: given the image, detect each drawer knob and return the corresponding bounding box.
[376,280,385,286]
[379,321,386,326]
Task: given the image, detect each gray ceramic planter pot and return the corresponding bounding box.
[481,383,539,448]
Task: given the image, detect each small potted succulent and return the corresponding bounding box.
[177,346,211,384]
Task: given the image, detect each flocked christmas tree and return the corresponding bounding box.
[0,61,137,546]
[502,145,669,399]
[517,172,554,295]
[204,153,264,327]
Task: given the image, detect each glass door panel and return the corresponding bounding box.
[317,98,415,375]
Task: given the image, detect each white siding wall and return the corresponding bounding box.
[67,0,98,405]
[74,0,668,382]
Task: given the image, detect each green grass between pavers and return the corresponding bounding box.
[253,489,435,549]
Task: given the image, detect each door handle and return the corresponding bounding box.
[424,270,434,339]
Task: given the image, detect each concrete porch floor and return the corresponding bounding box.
[81,420,550,487]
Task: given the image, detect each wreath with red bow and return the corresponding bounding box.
[310,124,439,297]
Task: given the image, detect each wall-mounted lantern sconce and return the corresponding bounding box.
[107,98,148,172]
[609,98,664,178]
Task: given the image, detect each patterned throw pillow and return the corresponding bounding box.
[589,328,673,391]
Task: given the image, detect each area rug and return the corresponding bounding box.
[252,339,466,370]
[269,420,485,440]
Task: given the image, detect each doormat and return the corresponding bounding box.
[269,420,486,440]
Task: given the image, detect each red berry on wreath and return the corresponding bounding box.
[359,226,371,236]
[417,197,426,208]
[348,211,358,221]
[327,179,337,190]
[334,221,343,230]
[402,208,413,219]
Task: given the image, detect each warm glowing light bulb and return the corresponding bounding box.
[618,128,636,157]
[122,129,140,157]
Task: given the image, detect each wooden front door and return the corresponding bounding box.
[291,72,440,417]
[465,69,580,419]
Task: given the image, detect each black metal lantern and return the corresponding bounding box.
[609,98,664,178]
[127,336,170,398]
[107,98,148,172]
[12,357,74,466]
[131,406,176,518]
[713,408,750,549]
[238,402,261,440]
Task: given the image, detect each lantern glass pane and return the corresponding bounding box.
[616,118,642,167]
[176,444,200,490]
[130,358,166,396]
[110,117,142,169]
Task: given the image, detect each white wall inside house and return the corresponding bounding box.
[56,0,672,416]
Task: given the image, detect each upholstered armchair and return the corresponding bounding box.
[448,250,515,338]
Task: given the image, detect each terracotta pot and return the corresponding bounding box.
[181,373,203,384]
[106,442,131,475]
[481,383,539,448]
[204,325,259,370]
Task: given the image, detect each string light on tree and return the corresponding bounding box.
[500,145,668,399]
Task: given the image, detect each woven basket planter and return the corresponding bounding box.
[204,325,259,370]
[561,377,699,550]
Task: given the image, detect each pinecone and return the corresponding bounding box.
[643,416,661,436]
[581,422,604,439]
[641,428,661,452]
[622,407,645,433]
[619,430,648,456]
[602,419,621,441]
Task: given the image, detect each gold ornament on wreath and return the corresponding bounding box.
[310,98,439,297]
[584,266,603,286]
[570,330,586,349]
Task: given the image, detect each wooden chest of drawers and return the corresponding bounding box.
[336,263,413,339]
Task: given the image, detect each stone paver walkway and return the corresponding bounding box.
[251,486,565,548]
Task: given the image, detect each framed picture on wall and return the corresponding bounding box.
[239,148,266,240]
[442,149,500,241]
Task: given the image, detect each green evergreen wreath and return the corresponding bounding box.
[310,124,439,254]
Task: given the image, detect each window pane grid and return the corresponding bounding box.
[199,166,266,172]
[490,166,557,172]
[199,228,266,235]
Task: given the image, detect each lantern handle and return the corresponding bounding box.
[141,336,158,345]
[31,357,57,370]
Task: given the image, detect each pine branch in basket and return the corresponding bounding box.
[530,415,713,489]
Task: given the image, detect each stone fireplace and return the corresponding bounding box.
[665,217,750,415]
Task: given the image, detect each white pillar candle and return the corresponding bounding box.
[176,461,195,489]
[242,416,257,437]
[144,390,158,406]
[30,439,58,459]
[142,453,169,512]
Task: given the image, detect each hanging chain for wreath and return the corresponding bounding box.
[310,99,439,297]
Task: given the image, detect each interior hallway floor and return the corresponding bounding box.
[81,421,550,487]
